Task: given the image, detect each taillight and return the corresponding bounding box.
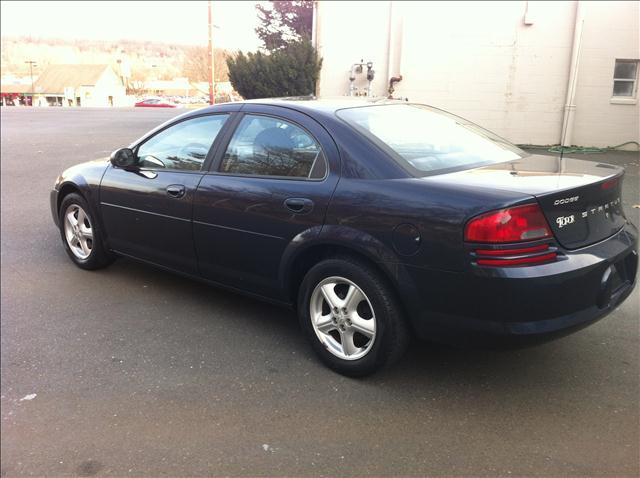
[475,245,557,267]
[475,244,549,256]
[466,203,557,267]
[465,203,552,243]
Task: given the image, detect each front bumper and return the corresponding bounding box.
[400,222,638,345]
[50,189,60,227]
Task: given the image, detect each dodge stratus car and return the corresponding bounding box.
[51,99,638,376]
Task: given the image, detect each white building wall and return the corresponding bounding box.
[315,1,392,98]
[90,68,128,106]
[395,1,575,145]
[315,1,639,148]
[571,1,639,148]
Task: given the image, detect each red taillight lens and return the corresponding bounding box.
[475,244,550,256]
[464,203,552,243]
[474,244,557,267]
[477,252,557,267]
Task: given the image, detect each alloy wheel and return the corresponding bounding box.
[309,276,376,360]
[63,204,93,260]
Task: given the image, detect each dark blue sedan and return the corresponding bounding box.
[51,99,638,376]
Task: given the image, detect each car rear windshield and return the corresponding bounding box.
[336,104,528,175]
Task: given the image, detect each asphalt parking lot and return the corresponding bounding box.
[1,107,638,477]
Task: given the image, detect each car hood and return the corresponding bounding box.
[56,157,110,190]
[63,157,110,172]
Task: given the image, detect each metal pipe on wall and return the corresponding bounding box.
[560,1,585,147]
[385,1,403,98]
[312,1,321,97]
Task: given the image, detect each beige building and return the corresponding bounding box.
[142,79,236,100]
[33,64,129,107]
[313,1,639,148]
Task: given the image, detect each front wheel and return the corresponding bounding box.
[59,193,113,270]
[298,256,409,377]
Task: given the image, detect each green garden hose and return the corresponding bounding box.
[519,141,639,154]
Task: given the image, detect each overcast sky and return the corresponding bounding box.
[0,1,263,51]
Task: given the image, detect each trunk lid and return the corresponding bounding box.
[535,171,625,250]
[424,154,627,249]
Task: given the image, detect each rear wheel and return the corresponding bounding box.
[298,256,409,376]
[59,193,113,270]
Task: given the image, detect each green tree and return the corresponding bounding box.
[226,39,321,99]
[255,1,313,51]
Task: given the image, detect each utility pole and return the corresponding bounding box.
[207,0,215,105]
[25,60,36,106]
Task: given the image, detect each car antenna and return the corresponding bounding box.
[559,100,571,163]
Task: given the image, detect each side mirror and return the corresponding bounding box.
[110,148,137,169]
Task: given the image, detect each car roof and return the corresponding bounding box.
[195,97,410,116]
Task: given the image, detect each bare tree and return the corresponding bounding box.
[128,66,151,96]
[183,46,229,82]
[255,1,313,51]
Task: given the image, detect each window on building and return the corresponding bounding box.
[612,59,638,97]
[219,115,326,179]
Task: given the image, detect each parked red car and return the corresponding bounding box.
[134,98,177,108]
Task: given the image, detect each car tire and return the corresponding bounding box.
[58,193,114,270]
[298,256,409,377]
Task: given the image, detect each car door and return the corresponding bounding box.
[193,105,341,299]
[100,112,232,274]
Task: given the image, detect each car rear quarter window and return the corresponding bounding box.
[219,114,327,179]
[337,104,528,176]
[136,114,229,171]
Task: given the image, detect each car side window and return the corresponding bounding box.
[219,114,327,179]
[137,114,229,171]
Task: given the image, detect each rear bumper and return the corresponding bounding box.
[400,222,638,345]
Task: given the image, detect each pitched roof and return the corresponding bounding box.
[33,64,113,94]
[0,83,32,94]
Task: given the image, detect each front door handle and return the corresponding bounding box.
[284,197,314,214]
[167,184,186,199]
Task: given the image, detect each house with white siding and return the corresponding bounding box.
[32,64,129,107]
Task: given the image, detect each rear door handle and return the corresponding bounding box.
[284,197,314,214]
[167,184,186,199]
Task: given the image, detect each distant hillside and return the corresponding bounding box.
[0,36,229,82]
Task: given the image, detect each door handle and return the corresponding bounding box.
[166,184,186,199]
[284,197,314,214]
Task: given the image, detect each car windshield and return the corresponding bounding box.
[336,104,528,175]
